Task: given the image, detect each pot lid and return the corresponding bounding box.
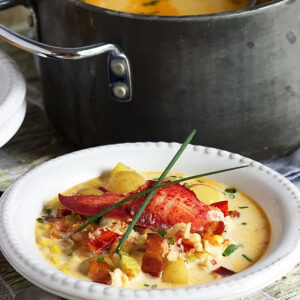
[0,51,26,147]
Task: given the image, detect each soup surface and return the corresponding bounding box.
[83,0,250,15]
[35,163,270,288]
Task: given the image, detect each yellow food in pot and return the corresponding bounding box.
[83,0,250,16]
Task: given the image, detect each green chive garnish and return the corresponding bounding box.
[222,244,238,257]
[157,229,166,237]
[241,222,247,225]
[97,256,104,262]
[66,252,72,257]
[44,208,52,215]
[151,284,158,289]
[116,129,197,255]
[168,237,175,245]
[242,254,253,262]
[183,182,190,187]
[73,165,249,234]
[37,218,44,224]
[229,194,235,199]
[239,206,248,209]
[225,188,236,193]
[144,284,150,287]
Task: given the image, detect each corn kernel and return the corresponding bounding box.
[50,256,59,265]
[212,235,224,245]
[43,224,51,231]
[39,238,50,247]
[50,245,61,254]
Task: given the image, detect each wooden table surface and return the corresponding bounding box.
[0,33,300,300]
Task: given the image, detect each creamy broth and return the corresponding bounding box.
[83,0,250,15]
[35,164,270,288]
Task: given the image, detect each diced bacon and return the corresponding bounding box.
[182,238,195,251]
[211,201,229,217]
[89,261,111,284]
[87,228,121,253]
[213,266,235,277]
[229,210,241,219]
[50,218,72,239]
[70,231,89,243]
[142,233,163,277]
[204,221,225,235]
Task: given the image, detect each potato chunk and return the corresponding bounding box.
[189,184,222,205]
[106,171,145,194]
[162,260,189,284]
[111,162,134,175]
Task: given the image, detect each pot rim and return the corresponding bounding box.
[69,0,288,21]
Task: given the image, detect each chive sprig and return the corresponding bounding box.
[73,167,249,234]
[116,129,197,255]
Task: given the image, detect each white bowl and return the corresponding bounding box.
[1,143,300,300]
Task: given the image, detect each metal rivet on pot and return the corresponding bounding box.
[112,83,128,99]
[110,60,126,76]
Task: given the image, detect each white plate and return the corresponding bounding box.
[0,143,300,300]
[0,51,26,147]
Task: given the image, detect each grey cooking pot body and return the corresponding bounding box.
[0,0,299,160]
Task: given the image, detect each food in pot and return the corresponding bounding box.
[35,162,270,288]
[83,0,268,15]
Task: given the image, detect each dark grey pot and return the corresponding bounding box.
[2,0,300,160]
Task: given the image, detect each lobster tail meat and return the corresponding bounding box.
[59,180,224,234]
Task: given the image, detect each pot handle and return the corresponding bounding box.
[0,3,132,102]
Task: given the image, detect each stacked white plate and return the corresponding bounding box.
[0,51,26,147]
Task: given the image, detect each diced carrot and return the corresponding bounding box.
[89,261,111,284]
[142,233,163,277]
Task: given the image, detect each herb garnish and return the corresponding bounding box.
[37,218,44,224]
[97,256,104,262]
[116,129,197,257]
[242,254,253,262]
[151,284,158,289]
[66,252,72,257]
[157,229,166,237]
[44,208,51,215]
[225,188,236,193]
[73,165,248,235]
[239,206,248,209]
[168,237,175,245]
[222,244,238,257]
[241,222,247,225]
[144,283,150,287]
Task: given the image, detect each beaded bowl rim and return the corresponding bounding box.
[1,142,300,300]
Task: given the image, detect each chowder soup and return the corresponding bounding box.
[35,162,270,288]
[83,0,266,16]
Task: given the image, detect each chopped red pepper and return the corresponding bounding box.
[87,228,121,253]
[213,266,236,277]
[211,201,229,217]
[142,233,163,277]
[89,261,111,284]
